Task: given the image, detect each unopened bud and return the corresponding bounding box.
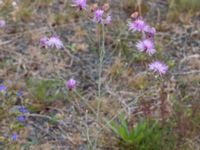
[103,3,110,12]
[91,3,98,12]
[131,11,139,19]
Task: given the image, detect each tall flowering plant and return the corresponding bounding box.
[37,3,169,149]
[69,2,112,148]
[128,12,168,76]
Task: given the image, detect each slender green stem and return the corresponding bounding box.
[97,23,105,121]
[94,22,105,150]
[98,23,105,97]
[85,110,93,149]
[73,90,96,114]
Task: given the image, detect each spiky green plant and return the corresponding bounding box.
[109,114,174,150]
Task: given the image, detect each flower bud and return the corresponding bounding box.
[91,3,98,12]
[131,11,139,19]
[66,79,76,90]
[102,3,110,12]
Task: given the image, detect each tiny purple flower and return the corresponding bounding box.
[39,36,49,48]
[149,61,168,75]
[0,84,6,92]
[104,15,111,25]
[66,79,76,90]
[128,19,146,32]
[136,39,156,55]
[72,0,86,10]
[93,9,104,23]
[0,20,6,28]
[17,106,29,113]
[11,133,17,141]
[16,115,25,122]
[46,36,64,49]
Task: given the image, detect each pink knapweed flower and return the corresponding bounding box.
[39,36,49,48]
[0,20,6,28]
[144,25,156,38]
[149,61,168,75]
[104,15,111,25]
[128,19,146,32]
[46,36,64,49]
[66,79,76,90]
[72,0,86,10]
[136,39,156,55]
[93,9,104,23]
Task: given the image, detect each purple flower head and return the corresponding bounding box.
[136,39,156,55]
[17,106,29,113]
[128,19,146,32]
[66,79,76,90]
[46,36,64,49]
[39,36,49,48]
[72,0,86,10]
[104,15,112,25]
[0,84,6,92]
[11,133,17,141]
[149,61,168,75]
[144,25,156,38]
[93,9,104,23]
[16,115,25,123]
[0,20,6,28]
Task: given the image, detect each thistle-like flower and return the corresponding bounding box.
[144,25,156,39]
[39,36,49,48]
[46,36,64,49]
[136,39,156,55]
[72,0,86,10]
[104,15,111,25]
[149,61,168,75]
[66,79,76,90]
[128,19,146,32]
[93,9,104,23]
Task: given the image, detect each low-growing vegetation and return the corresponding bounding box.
[0,0,199,149]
